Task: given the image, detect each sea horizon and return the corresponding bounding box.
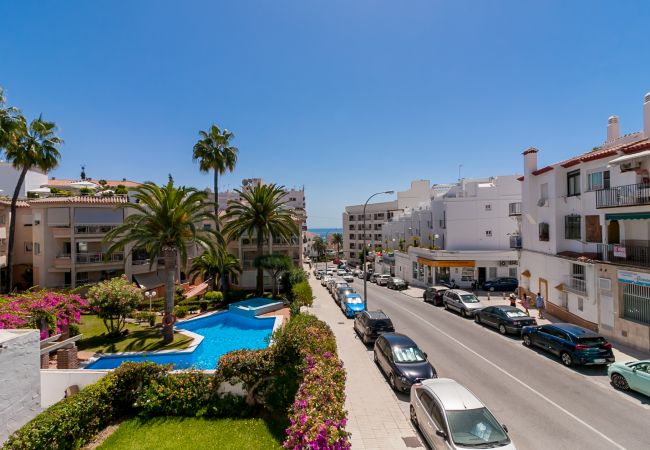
[308,228,343,240]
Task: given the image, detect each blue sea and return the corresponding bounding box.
[308,228,343,239]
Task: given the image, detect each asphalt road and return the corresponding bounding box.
[342,277,650,450]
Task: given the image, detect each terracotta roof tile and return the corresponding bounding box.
[532,166,553,176]
[621,139,650,154]
[516,176,524,182]
[0,200,30,208]
[28,196,129,205]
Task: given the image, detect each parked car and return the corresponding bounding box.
[423,286,448,306]
[474,306,537,335]
[330,280,348,295]
[608,360,650,397]
[369,272,380,283]
[482,277,519,292]
[353,310,395,344]
[352,268,361,276]
[342,272,355,283]
[321,275,333,287]
[442,290,484,318]
[522,323,615,367]
[410,378,516,450]
[387,277,408,290]
[341,293,365,318]
[337,269,347,276]
[439,280,459,289]
[376,274,391,286]
[335,286,356,305]
[373,333,437,392]
[314,269,324,280]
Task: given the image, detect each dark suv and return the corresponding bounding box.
[353,310,395,344]
[482,277,518,292]
[522,323,615,367]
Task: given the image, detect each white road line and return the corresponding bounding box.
[389,300,628,450]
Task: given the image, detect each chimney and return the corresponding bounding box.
[607,115,620,142]
[522,147,538,175]
[644,93,650,139]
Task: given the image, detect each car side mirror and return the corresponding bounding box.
[435,429,448,440]
[632,367,637,373]
[423,352,428,359]
[502,424,509,433]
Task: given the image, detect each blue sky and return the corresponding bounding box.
[2,1,650,227]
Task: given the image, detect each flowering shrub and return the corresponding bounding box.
[0,290,87,339]
[87,275,143,336]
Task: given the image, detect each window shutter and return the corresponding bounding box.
[585,215,602,243]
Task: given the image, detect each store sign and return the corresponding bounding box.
[618,270,650,287]
[613,245,626,258]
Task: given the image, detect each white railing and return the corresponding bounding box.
[76,252,124,264]
[565,275,587,294]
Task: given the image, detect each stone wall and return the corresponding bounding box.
[0,329,41,444]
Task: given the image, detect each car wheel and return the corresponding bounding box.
[461,309,467,318]
[474,315,481,324]
[410,405,418,427]
[498,324,507,335]
[444,302,449,310]
[523,334,532,347]
[489,287,495,292]
[561,352,573,367]
[611,373,630,391]
[389,373,397,391]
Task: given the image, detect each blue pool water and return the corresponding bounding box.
[234,297,282,309]
[84,312,276,370]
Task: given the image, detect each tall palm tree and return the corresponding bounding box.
[222,183,299,295]
[188,247,242,292]
[3,115,62,292]
[0,88,20,150]
[312,236,327,261]
[192,125,238,294]
[331,232,343,258]
[105,177,221,342]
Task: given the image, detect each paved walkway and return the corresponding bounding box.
[306,276,423,450]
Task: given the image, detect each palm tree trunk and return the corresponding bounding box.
[5,166,28,293]
[256,231,264,295]
[214,169,227,299]
[163,248,177,342]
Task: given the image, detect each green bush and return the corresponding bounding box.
[290,281,313,315]
[204,291,224,306]
[174,306,189,318]
[133,311,156,326]
[87,276,143,336]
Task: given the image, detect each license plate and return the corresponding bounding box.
[594,358,606,363]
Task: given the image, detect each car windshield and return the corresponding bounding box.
[392,346,426,363]
[346,296,363,304]
[446,408,509,447]
[393,278,404,283]
[505,310,527,318]
[372,319,393,328]
[461,295,480,304]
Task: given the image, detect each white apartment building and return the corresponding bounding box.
[0,163,48,198]
[519,92,650,352]
[0,200,32,291]
[342,180,431,265]
[388,176,521,289]
[217,178,306,212]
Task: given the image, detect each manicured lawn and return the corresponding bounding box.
[99,417,284,450]
[77,315,192,353]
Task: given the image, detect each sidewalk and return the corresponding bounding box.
[306,276,423,450]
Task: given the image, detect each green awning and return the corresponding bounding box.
[605,212,650,221]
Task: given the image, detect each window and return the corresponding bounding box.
[539,222,550,241]
[349,243,355,249]
[349,234,355,240]
[0,215,5,224]
[585,215,602,243]
[540,183,549,202]
[349,252,356,258]
[488,267,497,279]
[509,267,517,278]
[565,215,581,240]
[418,391,434,413]
[572,263,585,279]
[587,170,610,191]
[349,224,355,230]
[567,170,581,196]
[578,297,584,311]
[348,215,355,221]
[412,262,418,279]
[485,230,492,237]
[623,283,650,325]
[202,223,212,230]
[484,204,492,211]
[34,242,41,255]
[24,242,33,253]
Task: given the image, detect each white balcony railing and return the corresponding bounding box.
[76,252,124,264]
[565,275,587,294]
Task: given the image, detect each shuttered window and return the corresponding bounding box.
[585,215,602,243]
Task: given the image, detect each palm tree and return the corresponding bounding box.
[254,254,292,296]
[222,183,299,295]
[331,233,343,257]
[189,247,242,292]
[105,177,221,342]
[192,125,238,294]
[3,115,62,292]
[312,236,327,261]
[0,88,20,150]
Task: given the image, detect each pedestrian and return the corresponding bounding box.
[509,293,517,307]
[536,292,545,319]
[519,295,530,315]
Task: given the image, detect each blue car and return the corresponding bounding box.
[341,293,365,318]
[522,323,615,367]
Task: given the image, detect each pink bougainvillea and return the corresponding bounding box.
[0,290,88,339]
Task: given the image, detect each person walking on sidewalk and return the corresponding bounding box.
[509,293,517,307]
[536,292,545,319]
[519,295,530,316]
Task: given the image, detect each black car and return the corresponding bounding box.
[522,323,615,367]
[364,270,375,281]
[423,286,448,306]
[482,277,518,292]
[353,310,395,344]
[373,333,437,392]
[387,277,408,290]
[474,305,537,335]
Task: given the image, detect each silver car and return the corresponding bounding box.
[376,274,391,286]
[442,290,484,318]
[410,378,516,450]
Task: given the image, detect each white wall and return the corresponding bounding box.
[0,330,41,444]
[40,369,110,408]
[0,164,48,198]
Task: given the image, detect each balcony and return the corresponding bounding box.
[51,227,71,238]
[509,235,522,249]
[74,225,118,235]
[508,202,522,216]
[597,242,650,269]
[54,254,72,268]
[595,182,650,208]
[565,275,587,295]
[76,252,124,265]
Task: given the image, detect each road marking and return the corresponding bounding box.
[388,300,629,450]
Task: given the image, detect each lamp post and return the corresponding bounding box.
[145,291,157,312]
[363,190,394,310]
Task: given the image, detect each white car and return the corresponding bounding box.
[410,378,516,450]
[342,272,355,282]
[376,274,391,286]
[321,275,334,287]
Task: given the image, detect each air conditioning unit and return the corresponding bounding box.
[499,261,507,267]
[620,161,642,172]
[537,198,548,207]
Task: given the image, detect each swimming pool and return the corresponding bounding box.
[84,311,278,370]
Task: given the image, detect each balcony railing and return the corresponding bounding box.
[509,235,522,249]
[597,243,650,268]
[565,275,587,295]
[74,225,118,234]
[595,182,650,208]
[508,202,522,216]
[76,252,124,264]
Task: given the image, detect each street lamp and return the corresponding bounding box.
[145,291,157,312]
[363,190,394,310]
